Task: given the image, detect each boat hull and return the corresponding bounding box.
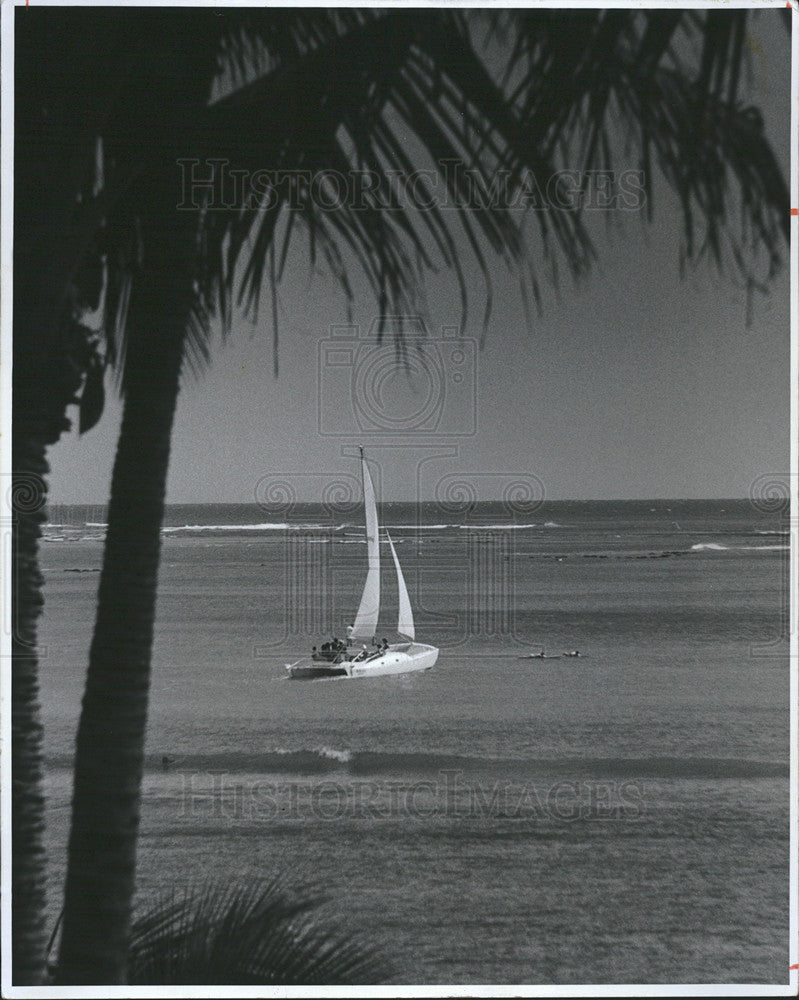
[286,642,437,680]
[349,642,438,678]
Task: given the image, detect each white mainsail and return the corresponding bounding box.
[351,449,380,640]
[386,532,414,640]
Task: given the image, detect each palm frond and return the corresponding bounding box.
[194,8,786,353]
[500,10,787,284]
[190,10,593,351]
[126,878,390,985]
[30,8,787,413]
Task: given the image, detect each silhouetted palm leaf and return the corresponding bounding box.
[91,9,788,390]
[126,879,389,985]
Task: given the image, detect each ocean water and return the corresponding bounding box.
[38,500,791,985]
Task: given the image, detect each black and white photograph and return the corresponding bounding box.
[2,1,796,993]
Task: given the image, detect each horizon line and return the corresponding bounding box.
[45,496,773,506]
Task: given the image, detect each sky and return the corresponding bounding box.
[44,8,792,505]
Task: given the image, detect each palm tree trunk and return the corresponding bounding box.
[11,438,50,985]
[12,255,95,987]
[12,102,97,982]
[56,266,190,983]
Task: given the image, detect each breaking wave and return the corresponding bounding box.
[44,749,785,780]
[162,522,331,533]
[691,543,788,552]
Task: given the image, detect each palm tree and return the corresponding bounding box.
[12,11,133,982]
[13,7,787,985]
[11,341,99,986]
[12,9,240,982]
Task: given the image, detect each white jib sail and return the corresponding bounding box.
[386,531,415,641]
[351,451,380,641]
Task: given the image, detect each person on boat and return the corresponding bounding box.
[381,638,389,653]
[311,645,318,660]
[346,624,354,646]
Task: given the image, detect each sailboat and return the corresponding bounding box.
[285,449,439,679]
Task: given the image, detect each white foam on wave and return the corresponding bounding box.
[386,523,456,530]
[161,522,329,533]
[459,523,538,530]
[316,747,352,763]
[43,533,105,542]
[737,544,789,551]
[691,542,787,552]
